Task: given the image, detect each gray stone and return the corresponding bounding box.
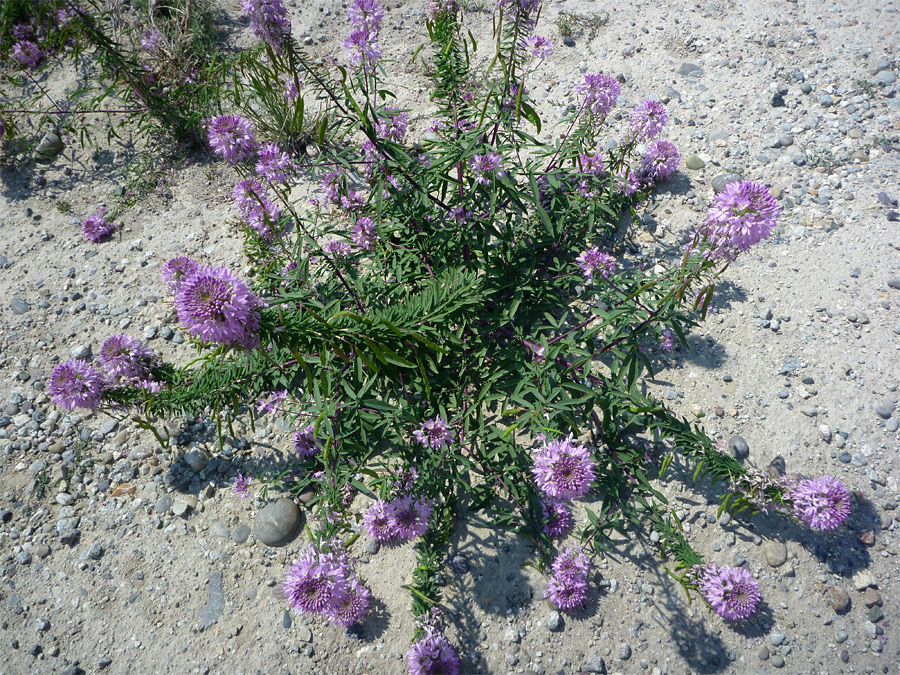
[835,630,848,644]
[155,495,173,514]
[584,653,607,673]
[98,657,112,670]
[771,654,785,668]
[16,551,32,565]
[769,632,786,646]
[172,496,196,518]
[363,539,379,555]
[826,586,850,613]
[757,645,769,660]
[764,540,788,568]
[56,493,74,506]
[184,448,209,472]
[283,609,292,628]
[677,63,702,77]
[210,521,230,538]
[888,279,900,290]
[232,523,251,544]
[616,643,632,660]
[711,173,742,194]
[874,70,897,84]
[28,459,48,475]
[819,95,834,107]
[685,155,705,170]
[728,435,749,459]
[10,299,29,315]
[253,498,302,546]
[777,133,794,148]
[88,542,103,560]
[35,618,50,632]
[868,605,884,623]
[547,611,563,631]
[70,344,92,360]
[875,402,893,419]
[34,132,64,162]
[200,572,225,629]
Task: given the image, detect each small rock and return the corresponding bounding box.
[819,94,834,107]
[10,299,30,315]
[771,654,785,668]
[826,586,850,613]
[863,588,882,608]
[233,523,251,544]
[547,611,563,631]
[254,498,302,546]
[757,646,769,661]
[56,493,75,506]
[616,643,632,661]
[771,92,786,107]
[283,609,292,629]
[764,541,787,568]
[874,70,897,84]
[867,605,884,623]
[88,542,104,560]
[685,154,705,170]
[711,173,742,194]
[851,570,877,591]
[155,495,173,514]
[200,572,225,629]
[98,657,112,670]
[35,618,50,632]
[818,425,832,442]
[34,132,64,162]
[184,448,209,472]
[874,402,893,419]
[584,652,607,673]
[769,632,786,647]
[728,435,749,459]
[835,630,848,644]
[16,551,32,565]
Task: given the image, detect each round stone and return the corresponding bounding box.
[35,132,64,162]
[874,70,897,84]
[771,654,785,668]
[769,632,786,646]
[253,498,302,547]
[711,173,742,194]
[546,611,563,632]
[685,155,705,170]
[874,402,893,419]
[757,645,769,660]
[616,643,631,661]
[764,540,787,568]
[184,448,209,472]
[728,435,750,459]
[232,523,251,544]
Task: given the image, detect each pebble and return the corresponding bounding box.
[34,132,64,162]
[547,611,563,631]
[757,645,769,660]
[826,586,850,613]
[863,588,882,607]
[35,618,50,632]
[874,402,893,419]
[88,542,104,560]
[764,540,788,567]
[98,657,112,670]
[711,173,741,194]
[56,492,75,506]
[771,654,785,668]
[184,448,209,472]
[685,155,705,170]
[282,609,292,629]
[728,435,749,459]
[851,570,877,591]
[155,495,173,514]
[200,572,225,629]
[867,606,884,623]
[253,498,302,546]
[769,632,786,647]
[232,523,251,544]
[10,299,29,315]
[819,94,834,107]
[616,643,632,660]
[584,652,607,673]
[835,630,848,644]
[874,70,897,84]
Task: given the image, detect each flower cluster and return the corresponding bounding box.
[234,179,281,240]
[173,263,262,348]
[540,497,573,538]
[531,434,596,499]
[11,41,42,69]
[364,496,434,542]
[641,139,680,182]
[99,334,157,380]
[527,35,552,60]
[468,151,504,185]
[242,0,291,50]
[413,416,454,449]
[696,180,781,261]
[49,360,106,411]
[787,476,851,531]
[352,216,378,250]
[206,115,256,164]
[82,208,119,243]
[141,28,163,54]
[546,547,590,611]
[575,248,616,281]
[628,99,668,141]
[283,545,371,627]
[575,73,620,118]
[256,390,288,415]
[376,109,409,142]
[344,0,383,71]
[293,425,321,458]
[578,152,605,175]
[234,472,251,498]
[693,563,761,622]
[161,256,200,293]
[407,629,460,675]
[256,144,293,183]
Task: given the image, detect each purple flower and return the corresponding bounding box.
[257,390,287,415]
[376,109,409,142]
[282,77,302,102]
[531,434,596,499]
[327,576,371,627]
[527,35,553,60]
[340,190,366,212]
[468,151,504,185]
[283,547,349,615]
[700,181,781,260]
[629,99,668,140]
[241,0,291,49]
[575,73,620,117]
[413,416,453,449]
[175,265,262,348]
[352,216,378,251]
[234,472,251,498]
[292,425,321,458]
[641,139,680,182]
[575,248,616,281]
[321,171,343,204]
[49,360,106,411]
[344,28,381,70]
[389,496,433,540]
[614,168,642,197]
[497,0,539,29]
[141,28,163,53]
[161,256,200,294]
[256,144,293,183]
[82,208,118,243]
[234,179,281,240]
[135,378,164,393]
[427,0,457,20]
[522,339,545,363]
[788,476,851,531]
[99,334,156,379]
[348,0,384,32]
[540,498,573,538]
[659,329,676,353]
[325,240,352,259]
[546,548,590,611]
[206,115,256,164]
[364,499,395,542]
[695,563,761,622]
[11,41,42,69]
[578,152,605,175]
[407,629,460,675]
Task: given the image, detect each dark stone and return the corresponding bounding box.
[888,210,899,222]
[232,523,251,544]
[728,435,750,460]
[10,299,29,315]
[200,572,225,629]
[767,455,786,477]
[563,36,575,47]
[771,92,786,107]
[98,657,112,670]
[282,609,292,629]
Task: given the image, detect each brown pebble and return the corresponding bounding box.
[826,586,851,614]
[110,484,136,498]
[857,530,875,546]
[863,588,883,608]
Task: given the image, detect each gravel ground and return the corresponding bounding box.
[1,0,898,673]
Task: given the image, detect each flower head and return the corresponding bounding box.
[234,179,281,240]
[629,99,668,140]
[578,152,605,175]
[82,208,118,243]
[234,472,251,498]
[641,139,680,182]
[614,168,642,197]
[407,629,460,675]
[788,476,851,531]
[256,144,293,183]
[206,115,256,164]
[141,28,163,53]
[531,434,596,499]
[540,498,573,539]
[11,41,42,69]
[468,151,503,185]
[377,109,409,142]
[695,563,760,622]
[413,416,453,449]
[49,360,106,411]
[352,216,378,251]
[575,73,620,117]
[283,547,349,615]
[575,248,616,281]
[99,334,156,379]
[699,181,780,260]
[292,425,321,458]
[161,257,200,293]
[325,240,353,259]
[348,0,384,32]
[389,496,433,540]
[659,329,676,353]
[546,547,590,611]
[527,35,553,60]
[242,0,291,50]
[327,576,371,627]
[364,499,395,542]
[175,265,262,348]
[344,28,381,70]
